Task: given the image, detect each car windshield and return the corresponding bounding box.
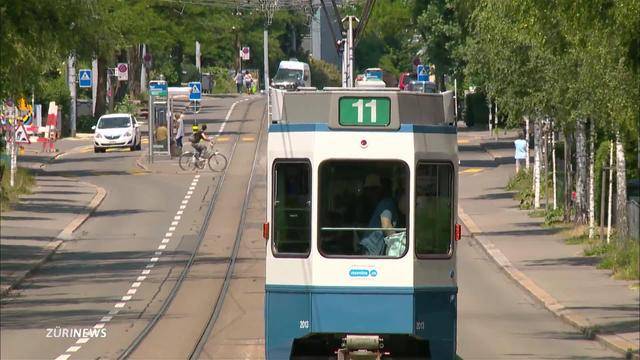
[98,117,130,129]
[273,69,303,82]
[365,69,383,80]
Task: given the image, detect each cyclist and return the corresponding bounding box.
[190,124,211,159]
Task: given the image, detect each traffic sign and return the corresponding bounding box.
[240,47,250,61]
[417,65,429,82]
[116,63,128,81]
[149,80,168,97]
[79,69,92,88]
[189,81,202,101]
[14,124,31,144]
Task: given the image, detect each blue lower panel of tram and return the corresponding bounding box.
[265,285,457,359]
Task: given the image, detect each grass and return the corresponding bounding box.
[0,166,35,213]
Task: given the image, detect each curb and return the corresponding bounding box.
[0,181,107,298]
[458,206,639,359]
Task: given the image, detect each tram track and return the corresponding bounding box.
[118,98,264,359]
[189,103,266,359]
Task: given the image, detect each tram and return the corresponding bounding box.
[264,88,459,359]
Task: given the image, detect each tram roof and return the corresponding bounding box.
[277,89,455,131]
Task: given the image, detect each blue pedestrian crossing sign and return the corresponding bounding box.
[79,69,92,88]
[417,65,429,82]
[189,82,202,101]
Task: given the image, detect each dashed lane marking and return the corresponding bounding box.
[241,136,255,142]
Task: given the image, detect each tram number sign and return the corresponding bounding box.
[339,97,391,127]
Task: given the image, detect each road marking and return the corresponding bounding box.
[158,244,167,250]
[66,346,81,353]
[177,210,184,214]
[146,264,155,269]
[162,238,170,244]
[195,174,201,179]
[459,167,484,174]
[181,200,188,204]
[150,257,159,262]
[55,355,71,360]
[127,289,137,295]
[114,302,126,308]
[187,191,193,195]
[165,232,173,237]
[94,323,105,329]
[171,221,179,226]
[241,136,255,142]
[108,309,119,315]
[189,186,195,190]
[132,282,141,288]
[216,136,230,142]
[180,205,186,210]
[457,139,470,144]
[100,316,113,322]
[121,295,132,301]
[184,195,191,199]
[169,226,176,231]
[76,338,90,344]
[154,251,162,255]
[174,216,181,220]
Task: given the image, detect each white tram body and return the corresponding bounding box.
[265,89,459,359]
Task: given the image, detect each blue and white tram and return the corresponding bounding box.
[264,88,460,359]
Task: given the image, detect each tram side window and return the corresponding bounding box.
[415,163,453,256]
[319,160,409,258]
[273,162,311,255]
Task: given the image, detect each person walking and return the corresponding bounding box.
[174,113,184,153]
[234,72,244,94]
[243,71,253,95]
[514,131,527,174]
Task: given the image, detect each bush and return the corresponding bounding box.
[76,115,96,133]
[507,169,534,209]
[113,95,139,114]
[203,66,235,94]
[0,167,35,213]
[309,58,341,89]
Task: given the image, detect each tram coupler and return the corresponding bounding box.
[337,335,385,360]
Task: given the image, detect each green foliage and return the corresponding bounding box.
[585,238,640,280]
[0,167,35,213]
[463,91,489,127]
[544,207,565,226]
[309,58,341,89]
[76,115,96,133]
[507,169,534,209]
[113,95,138,114]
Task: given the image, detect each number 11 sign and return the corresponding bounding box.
[338,97,391,126]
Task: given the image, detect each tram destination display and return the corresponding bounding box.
[338,97,391,126]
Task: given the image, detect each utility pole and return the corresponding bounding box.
[264,29,270,122]
[68,54,77,137]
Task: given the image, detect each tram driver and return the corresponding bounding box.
[359,174,399,255]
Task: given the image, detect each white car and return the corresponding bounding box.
[93,113,141,153]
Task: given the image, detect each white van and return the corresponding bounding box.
[271,59,311,91]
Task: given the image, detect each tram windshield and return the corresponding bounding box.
[319,160,408,258]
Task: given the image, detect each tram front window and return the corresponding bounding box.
[319,160,408,257]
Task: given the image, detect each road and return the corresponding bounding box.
[0,97,620,359]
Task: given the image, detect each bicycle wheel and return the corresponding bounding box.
[207,152,228,172]
[179,152,197,171]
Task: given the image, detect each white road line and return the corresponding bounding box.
[146,264,155,268]
[154,251,162,255]
[184,195,191,200]
[100,316,113,322]
[150,257,159,262]
[180,205,186,210]
[158,244,167,250]
[181,200,188,204]
[187,191,193,195]
[114,302,126,308]
[162,238,170,244]
[127,289,137,295]
[177,210,184,214]
[121,295,132,301]
[55,355,71,360]
[174,216,181,220]
[66,346,81,353]
[132,282,142,288]
[169,226,176,231]
[137,275,147,281]
[195,174,201,178]
[76,338,90,344]
[219,100,241,135]
[189,186,195,190]
[108,309,120,315]
[171,221,179,226]
[94,323,105,329]
[165,232,173,237]
[142,269,151,275]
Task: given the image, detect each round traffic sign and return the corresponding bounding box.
[242,47,249,54]
[118,63,128,72]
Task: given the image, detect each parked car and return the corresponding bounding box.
[355,67,387,88]
[406,80,438,93]
[93,113,142,153]
[271,59,311,91]
[398,72,416,90]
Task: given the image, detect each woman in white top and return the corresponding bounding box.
[175,113,185,151]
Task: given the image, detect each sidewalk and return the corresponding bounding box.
[457,129,640,359]
[1,139,105,297]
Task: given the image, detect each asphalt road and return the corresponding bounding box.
[0,95,250,360]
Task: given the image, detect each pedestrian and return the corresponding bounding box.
[174,113,184,153]
[244,71,253,95]
[514,131,527,174]
[234,71,244,94]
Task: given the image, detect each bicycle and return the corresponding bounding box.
[178,141,228,172]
